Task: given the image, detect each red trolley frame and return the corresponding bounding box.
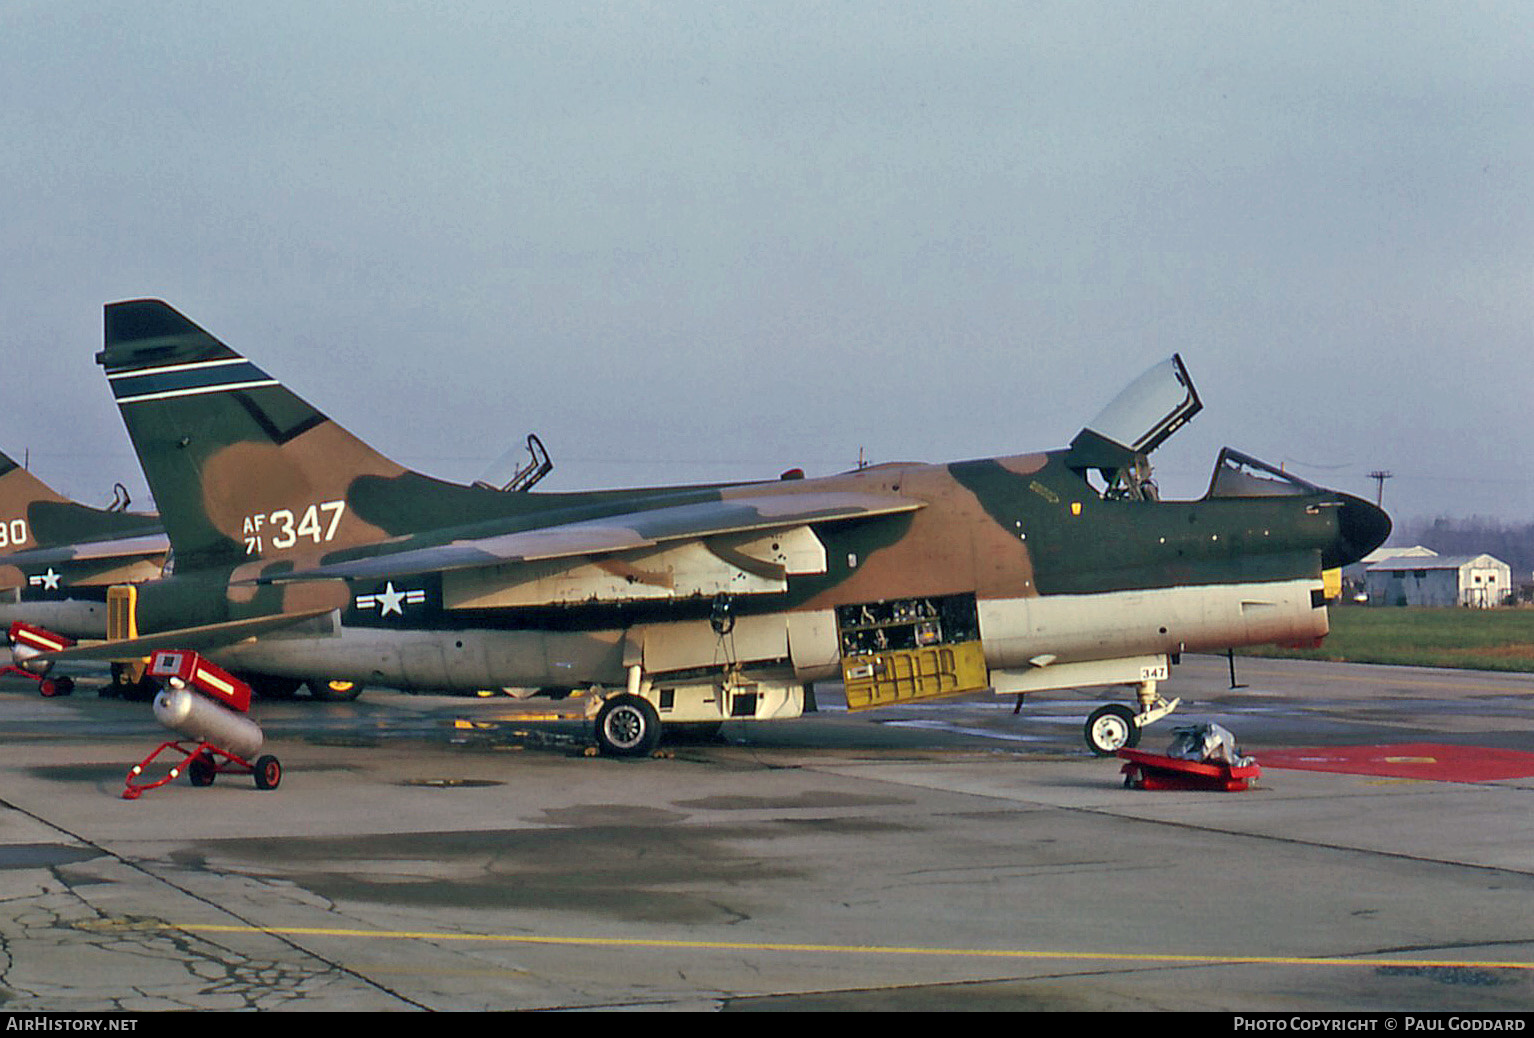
[1118,747,1261,792]
[120,650,282,799]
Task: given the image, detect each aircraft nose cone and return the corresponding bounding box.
[1326,492,1391,568]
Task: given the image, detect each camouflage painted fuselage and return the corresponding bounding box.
[85,300,1389,703]
[118,445,1365,693]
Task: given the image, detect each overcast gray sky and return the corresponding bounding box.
[2,1,1529,531]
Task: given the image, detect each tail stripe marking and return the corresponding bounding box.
[108,358,278,404]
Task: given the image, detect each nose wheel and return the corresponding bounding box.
[1085,704,1141,756]
[1083,679,1180,756]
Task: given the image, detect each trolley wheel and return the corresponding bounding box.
[253,755,282,790]
[40,677,74,697]
[308,679,363,702]
[189,753,217,787]
[594,694,662,757]
[1085,704,1141,756]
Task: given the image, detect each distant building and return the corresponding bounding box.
[1343,546,1439,599]
[1365,553,1512,608]
[1361,546,1439,564]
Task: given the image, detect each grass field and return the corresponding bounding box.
[1244,605,1534,672]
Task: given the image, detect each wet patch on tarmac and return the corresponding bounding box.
[770,816,913,834]
[532,804,686,828]
[25,764,131,784]
[170,823,804,923]
[673,791,909,811]
[305,735,383,748]
[721,978,1131,1012]
[0,844,104,869]
[1375,964,1520,988]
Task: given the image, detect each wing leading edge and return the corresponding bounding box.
[255,491,923,587]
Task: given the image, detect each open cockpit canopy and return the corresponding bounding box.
[1083,355,1201,456]
[1064,354,1202,500]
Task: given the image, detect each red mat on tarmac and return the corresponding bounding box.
[1257,743,1534,783]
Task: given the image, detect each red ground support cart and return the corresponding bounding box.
[1118,747,1261,792]
[3,621,77,697]
[122,650,282,800]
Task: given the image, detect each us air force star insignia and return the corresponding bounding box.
[375,582,406,616]
[28,568,61,591]
[355,581,427,617]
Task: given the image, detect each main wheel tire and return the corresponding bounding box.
[244,674,302,700]
[1085,704,1141,756]
[308,679,363,702]
[104,663,130,699]
[189,753,217,787]
[595,695,662,758]
[116,671,160,703]
[254,755,282,790]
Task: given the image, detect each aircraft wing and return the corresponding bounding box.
[0,533,171,568]
[259,490,920,604]
[35,608,337,663]
[259,491,922,586]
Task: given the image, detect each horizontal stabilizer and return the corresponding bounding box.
[0,533,171,569]
[257,491,922,585]
[36,608,335,663]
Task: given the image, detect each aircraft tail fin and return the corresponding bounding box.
[97,300,414,570]
[0,451,67,551]
[0,450,160,551]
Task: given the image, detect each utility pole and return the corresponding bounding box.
[1367,470,1392,507]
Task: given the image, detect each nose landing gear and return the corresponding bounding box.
[1084,678,1181,756]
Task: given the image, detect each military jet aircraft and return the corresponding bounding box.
[0,452,368,701]
[46,299,1389,755]
[0,451,167,696]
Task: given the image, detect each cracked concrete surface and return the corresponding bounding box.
[0,841,416,1011]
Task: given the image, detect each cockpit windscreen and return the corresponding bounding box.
[1205,448,1321,499]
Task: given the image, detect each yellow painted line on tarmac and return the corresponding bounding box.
[176,923,1534,972]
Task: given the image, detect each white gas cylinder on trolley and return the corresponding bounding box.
[153,684,265,759]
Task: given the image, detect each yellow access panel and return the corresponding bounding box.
[106,584,139,641]
[841,640,989,711]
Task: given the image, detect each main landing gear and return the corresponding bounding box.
[1084,678,1181,756]
[594,694,662,758]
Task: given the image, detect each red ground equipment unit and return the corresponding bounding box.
[4,621,78,697]
[1118,747,1261,792]
[122,650,282,800]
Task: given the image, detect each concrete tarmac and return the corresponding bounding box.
[1,654,1531,1012]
